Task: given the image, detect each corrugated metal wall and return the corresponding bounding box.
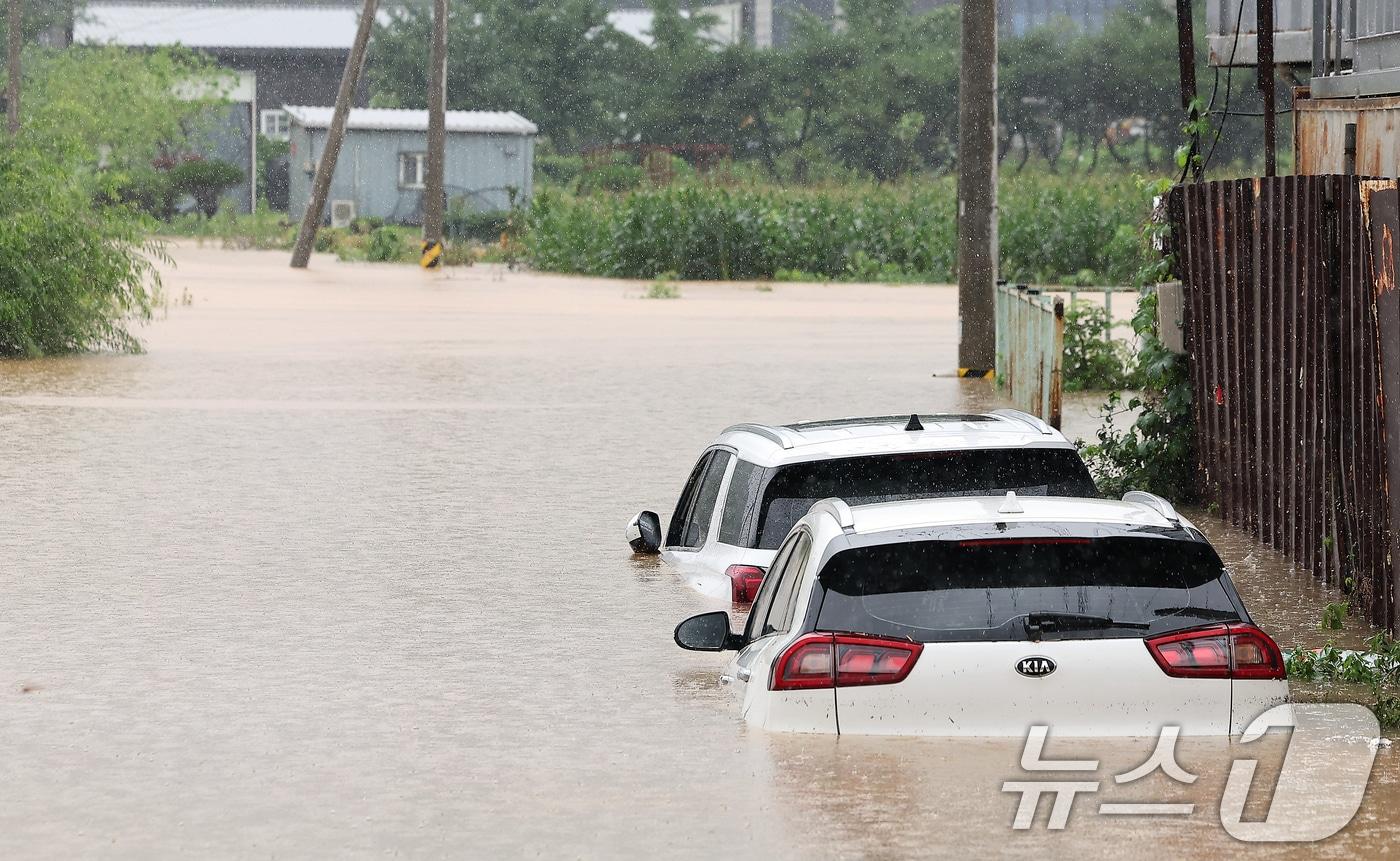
[288,127,534,224]
[1171,175,1399,630]
[1295,95,1400,176]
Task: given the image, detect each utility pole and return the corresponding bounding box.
[290,0,378,268]
[1257,0,1276,177]
[6,0,20,135]
[420,0,447,268]
[1175,0,1201,179]
[957,0,997,377]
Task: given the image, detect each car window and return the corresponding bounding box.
[679,450,731,548]
[744,532,799,642]
[761,531,811,637]
[718,458,762,545]
[753,449,1098,549]
[665,453,713,548]
[815,535,1241,643]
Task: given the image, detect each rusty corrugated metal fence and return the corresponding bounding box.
[1171,175,1399,631]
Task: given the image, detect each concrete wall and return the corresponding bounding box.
[288,126,535,224]
[1295,95,1400,178]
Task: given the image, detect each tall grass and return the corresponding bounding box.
[523,173,1147,285]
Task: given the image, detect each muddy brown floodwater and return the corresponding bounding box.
[1,244,1396,858]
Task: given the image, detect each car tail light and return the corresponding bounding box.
[770,633,923,691]
[726,565,766,603]
[1145,624,1285,680]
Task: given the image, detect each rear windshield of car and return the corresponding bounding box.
[815,536,1240,642]
[753,449,1096,549]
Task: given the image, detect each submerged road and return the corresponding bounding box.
[0,244,1393,857]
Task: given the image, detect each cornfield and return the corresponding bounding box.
[522,173,1148,285]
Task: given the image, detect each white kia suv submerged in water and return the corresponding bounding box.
[627,411,1097,603]
[673,492,1290,736]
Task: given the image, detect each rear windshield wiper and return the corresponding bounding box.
[1022,612,1150,642]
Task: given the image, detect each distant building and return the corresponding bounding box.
[75,2,377,211]
[1296,0,1400,176]
[1204,0,1317,67]
[733,0,1143,47]
[285,107,537,226]
[607,3,745,45]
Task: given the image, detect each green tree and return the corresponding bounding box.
[370,0,632,151]
[786,0,960,180]
[0,0,80,45]
[16,45,227,178]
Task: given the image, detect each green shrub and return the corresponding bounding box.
[1081,178,1196,502]
[1062,301,1135,392]
[0,141,160,357]
[441,241,476,267]
[114,168,178,220]
[161,205,294,250]
[445,203,510,242]
[314,228,343,254]
[363,226,404,262]
[255,135,289,207]
[536,153,585,187]
[1285,632,1400,726]
[168,158,244,218]
[643,272,681,299]
[349,215,385,235]
[523,172,1147,283]
[576,162,645,196]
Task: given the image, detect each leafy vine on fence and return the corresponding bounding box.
[1080,177,1198,502]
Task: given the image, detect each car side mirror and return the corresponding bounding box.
[627,510,662,554]
[674,611,743,652]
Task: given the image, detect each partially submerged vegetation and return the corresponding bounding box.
[522,171,1146,284]
[0,138,165,356]
[643,273,681,299]
[161,209,506,266]
[1287,635,1400,727]
[1080,178,1196,502]
[1061,301,1136,393]
[0,46,225,357]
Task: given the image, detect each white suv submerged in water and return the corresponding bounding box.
[673,493,1290,736]
[627,411,1097,602]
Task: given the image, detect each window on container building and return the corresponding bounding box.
[399,152,427,189]
[259,109,290,141]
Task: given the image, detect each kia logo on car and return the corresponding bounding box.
[1016,656,1057,678]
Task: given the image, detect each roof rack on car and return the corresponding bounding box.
[989,408,1055,435]
[1122,491,1183,527]
[721,423,796,449]
[783,414,995,432]
[809,497,856,531]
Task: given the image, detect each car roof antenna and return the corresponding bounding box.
[905,413,924,431]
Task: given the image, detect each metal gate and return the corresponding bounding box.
[1171,175,1399,631]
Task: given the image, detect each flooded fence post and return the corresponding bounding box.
[1173,174,1400,632]
[1050,298,1064,429]
[994,283,1064,429]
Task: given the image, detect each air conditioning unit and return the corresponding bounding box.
[330,199,356,229]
